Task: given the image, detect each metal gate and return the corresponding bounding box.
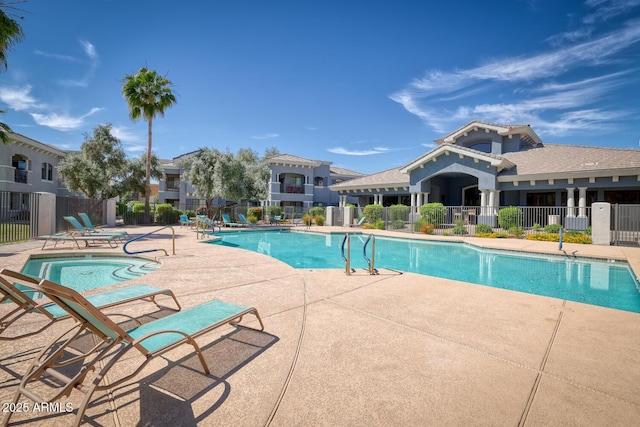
[612,204,640,247]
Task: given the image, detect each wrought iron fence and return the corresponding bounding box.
[612,204,640,247]
[0,191,40,243]
[55,196,105,233]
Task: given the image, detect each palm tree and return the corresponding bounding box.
[0,1,25,71]
[122,67,176,223]
[0,1,26,143]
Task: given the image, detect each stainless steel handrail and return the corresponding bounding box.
[123,226,176,256]
[363,234,377,275]
[341,233,353,275]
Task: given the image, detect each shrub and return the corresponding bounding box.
[584,226,592,236]
[314,215,325,226]
[247,207,263,220]
[392,219,405,229]
[267,206,282,217]
[508,226,524,238]
[373,219,385,230]
[525,232,592,244]
[389,204,409,222]
[544,223,563,233]
[155,203,179,225]
[420,203,446,227]
[302,214,312,226]
[132,202,145,213]
[308,206,325,218]
[452,219,468,235]
[363,204,383,224]
[498,206,523,230]
[532,223,541,233]
[247,215,258,223]
[476,232,499,238]
[420,223,435,234]
[413,217,427,232]
[475,223,493,234]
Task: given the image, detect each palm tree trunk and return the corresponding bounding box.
[144,117,153,224]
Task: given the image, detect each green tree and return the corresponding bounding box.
[122,67,176,223]
[121,152,164,197]
[0,1,26,143]
[180,148,223,218]
[58,124,128,199]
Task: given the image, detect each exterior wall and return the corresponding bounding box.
[409,154,498,193]
[1,138,65,195]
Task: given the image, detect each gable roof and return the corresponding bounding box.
[435,120,543,146]
[499,143,640,180]
[265,153,327,168]
[330,167,409,191]
[400,143,515,174]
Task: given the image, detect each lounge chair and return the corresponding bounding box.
[179,214,195,228]
[221,213,239,227]
[3,275,263,427]
[0,268,181,341]
[238,213,253,227]
[353,216,366,227]
[64,216,127,242]
[36,233,119,249]
[271,215,281,225]
[78,212,129,239]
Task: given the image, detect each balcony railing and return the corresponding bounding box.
[14,170,27,184]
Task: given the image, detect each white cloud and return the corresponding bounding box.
[58,40,100,88]
[0,85,42,111]
[111,126,143,143]
[327,146,391,156]
[390,18,640,137]
[30,107,102,131]
[583,0,640,24]
[251,133,279,140]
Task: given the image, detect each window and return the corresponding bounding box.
[166,175,180,190]
[41,162,53,181]
[314,177,324,186]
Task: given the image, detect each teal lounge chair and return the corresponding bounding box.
[0,269,180,341]
[64,216,127,242]
[4,274,263,427]
[180,214,195,227]
[353,216,366,227]
[37,232,119,249]
[222,213,239,227]
[238,213,253,227]
[78,212,129,239]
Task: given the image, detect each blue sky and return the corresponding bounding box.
[1,0,639,174]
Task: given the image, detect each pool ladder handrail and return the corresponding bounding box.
[341,233,355,275]
[363,234,378,275]
[196,218,221,239]
[123,225,176,257]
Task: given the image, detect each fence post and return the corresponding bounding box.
[106,197,118,227]
[591,202,611,245]
[34,192,56,237]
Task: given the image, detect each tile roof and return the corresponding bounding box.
[330,167,408,190]
[330,166,366,177]
[265,153,325,167]
[500,144,640,177]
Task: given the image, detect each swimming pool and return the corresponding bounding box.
[21,253,161,292]
[210,230,640,313]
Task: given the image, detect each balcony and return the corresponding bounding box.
[14,170,27,184]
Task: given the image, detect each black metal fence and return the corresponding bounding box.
[0,191,40,243]
[612,204,640,247]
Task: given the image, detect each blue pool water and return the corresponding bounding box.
[211,230,640,313]
[21,254,161,292]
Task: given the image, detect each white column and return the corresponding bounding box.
[493,190,501,214]
[411,192,416,211]
[566,187,575,217]
[578,187,587,217]
[488,191,495,216]
[423,192,429,204]
[480,191,487,215]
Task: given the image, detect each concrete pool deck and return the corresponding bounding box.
[1,225,640,426]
